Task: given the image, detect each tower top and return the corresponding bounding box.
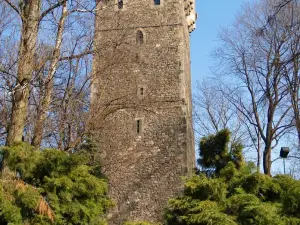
[185,0,197,33]
[97,0,197,33]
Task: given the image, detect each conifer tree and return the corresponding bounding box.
[198,129,244,175]
[0,143,112,224]
[165,163,300,225]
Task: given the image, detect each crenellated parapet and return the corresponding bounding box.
[184,0,197,33]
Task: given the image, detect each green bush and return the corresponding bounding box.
[227,194,261,214]
[165,163,300,225]
[282,181,300,217]
[239,173,281,201]
[237,202,283,225]
[184,175,227,202]
[165,199,236,225]
[0,142,112,224]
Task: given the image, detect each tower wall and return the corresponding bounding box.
[91,0,196,223]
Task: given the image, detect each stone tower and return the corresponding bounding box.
[91,0,196,224]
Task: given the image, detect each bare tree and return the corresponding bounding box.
[1,0,68,146]
[193,81,248,141]
[214,0,296,175]
[0,0,96,149]
[260,0,300,146]
[279,1,300,145]
[194,81,264,170]
[0,3,17,144]
[31,1,68,147]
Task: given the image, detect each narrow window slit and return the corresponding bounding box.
[136,53,140,62]
[154,0,160,5]
[118,0,123,9]
[136,120,141,134]
[136,30,144,45]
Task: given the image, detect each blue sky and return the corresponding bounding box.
[190,0,249,86]
[189,0,292,175]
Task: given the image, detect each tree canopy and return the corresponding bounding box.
[0,143,112,224]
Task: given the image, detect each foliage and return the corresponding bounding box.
[165,163,300,225]
[198,129,244,175]
[183,175,227,202]
[281,179,300,216]
[0,142,112,224]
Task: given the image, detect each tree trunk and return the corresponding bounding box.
[32,2,67,147]
[257,133,261,173]
[291,62,300,145]
[295,118,300,145]
[6,1,41,146]
[263,146,272,176]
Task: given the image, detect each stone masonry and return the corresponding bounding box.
[91,0,196,224]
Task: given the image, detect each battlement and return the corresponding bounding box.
[184,0,196,33]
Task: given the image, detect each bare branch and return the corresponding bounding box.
[2,0,20,17]
[39,0,68,23]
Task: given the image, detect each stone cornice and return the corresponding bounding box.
[184,0,196,33]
